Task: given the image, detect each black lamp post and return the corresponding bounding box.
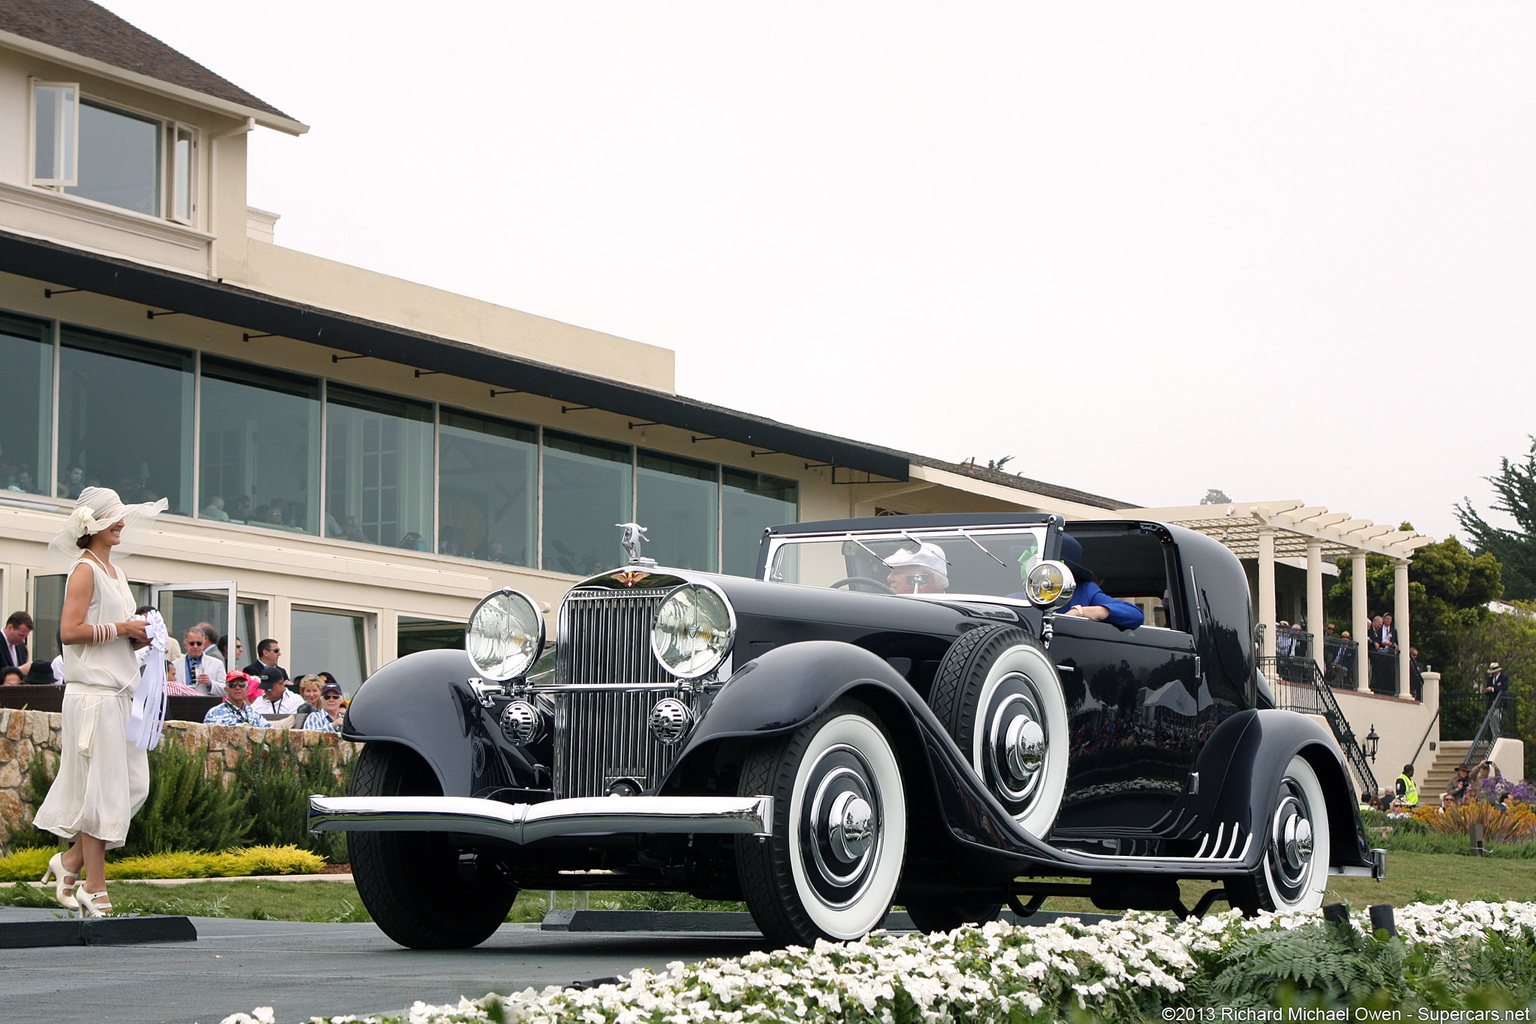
[1365,724,1379,763]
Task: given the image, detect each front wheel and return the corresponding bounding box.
[1229,754,1331,915]
[348,743,518,948]
[736,697,907,947]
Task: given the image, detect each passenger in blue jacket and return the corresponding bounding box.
[1057,534,1144,630]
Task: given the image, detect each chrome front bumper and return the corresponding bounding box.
[308,794,773,844]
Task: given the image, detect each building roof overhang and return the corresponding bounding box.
[1126,500,1435,561]
[0,229,909,482]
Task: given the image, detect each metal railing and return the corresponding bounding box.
[1457,692,1515,770]
[1260,655,1378,797]
[1322,637,1358,690]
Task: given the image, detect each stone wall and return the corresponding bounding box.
[0,708,360,846]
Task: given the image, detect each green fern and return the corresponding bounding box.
[1203,918,1408,1008]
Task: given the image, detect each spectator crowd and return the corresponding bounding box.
[2,605,349,734]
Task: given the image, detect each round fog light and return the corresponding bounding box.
[649,697,693,745]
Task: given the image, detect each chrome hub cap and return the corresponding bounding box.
[803,748,883,907]
[1270,787,1315,897]
[987,680,1048,804]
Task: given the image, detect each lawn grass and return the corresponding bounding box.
[4,850,1534,923]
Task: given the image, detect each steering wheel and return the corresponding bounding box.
[829,576,895,594]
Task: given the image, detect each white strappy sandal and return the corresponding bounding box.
[40,852,80,911]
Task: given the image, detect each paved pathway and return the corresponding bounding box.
[0,905,763,1024]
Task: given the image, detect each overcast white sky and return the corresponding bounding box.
[105,1,1536,543]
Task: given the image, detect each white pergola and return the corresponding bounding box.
[1126,501,1435,696]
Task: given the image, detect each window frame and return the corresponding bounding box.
[29,83,199,226]
[30,80,79,187]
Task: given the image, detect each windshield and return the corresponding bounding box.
[765,526,1048,597]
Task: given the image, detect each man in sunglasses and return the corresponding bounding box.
[243,638,289,689]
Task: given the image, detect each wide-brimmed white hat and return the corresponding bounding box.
[887,542,947,577]
[48,486,167,566]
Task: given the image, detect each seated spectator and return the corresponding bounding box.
[303,681,347,732]
[201,496,230,521]
[1387,797,1410,818]
[251,668,306,716]
[22,660,56,685]
[1,666,22,685]
[1439,793,1457,813]
[203,671,270,728]
[294,674,325,717]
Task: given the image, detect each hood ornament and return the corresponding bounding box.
[617,522,656,566]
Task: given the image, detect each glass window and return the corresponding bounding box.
[0,313,52,497]
[292,607,368,697]
[439,408,536,564]
[542,431,631,576]
[325,384,433,549]
[201,358,321,534]
[722,469,797,577]
[171,125,195,224]
[637,450,719,571]
[59,327,193,513]
[32,82,77,185]
[397,615,465,659]
[64,100,160,216]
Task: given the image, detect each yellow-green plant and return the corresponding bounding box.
[0,844,324,882]
[1416,800,1536,843]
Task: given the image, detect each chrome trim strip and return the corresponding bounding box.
[308,794,774,842]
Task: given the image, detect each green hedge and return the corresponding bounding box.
[19,735,354,862]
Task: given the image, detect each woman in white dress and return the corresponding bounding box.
[34,487,166,917]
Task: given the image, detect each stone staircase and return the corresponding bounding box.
[1419,740,1474,801]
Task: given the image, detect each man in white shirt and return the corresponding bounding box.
[182,628,227,696]
[251,667,306,717]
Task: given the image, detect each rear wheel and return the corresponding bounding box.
[1229,754,1330,915]
[348,743,518,948]
[736,697,907,947]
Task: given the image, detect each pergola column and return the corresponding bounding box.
[1352,552,1369,689]
[1395,559,1411,698]
[1306,540,1324,675]
[1258,527,1277,659]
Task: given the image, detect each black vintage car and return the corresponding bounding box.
[310,513,1383,949]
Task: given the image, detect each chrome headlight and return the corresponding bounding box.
[651,583,736,679]
[466,588,546,682]
[1024,560,1077,609]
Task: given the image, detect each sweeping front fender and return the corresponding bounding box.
[340,649,540,797]
[668,640,926,771]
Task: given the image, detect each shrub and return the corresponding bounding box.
[235,738,354,862]
[120,738,253,856]
[1418,800,1536,844]
[0,845,54,883]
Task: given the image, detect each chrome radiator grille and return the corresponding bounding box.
[553,688,685,799]
[557,589,672,686]
[554,587,678,798]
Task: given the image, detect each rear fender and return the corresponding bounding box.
[1200,709,1372,869]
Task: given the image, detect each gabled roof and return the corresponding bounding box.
[0,0,306,134]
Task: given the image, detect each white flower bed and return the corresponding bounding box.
[216,901,1536,1024]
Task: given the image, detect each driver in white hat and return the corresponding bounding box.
[885,543,949,594]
